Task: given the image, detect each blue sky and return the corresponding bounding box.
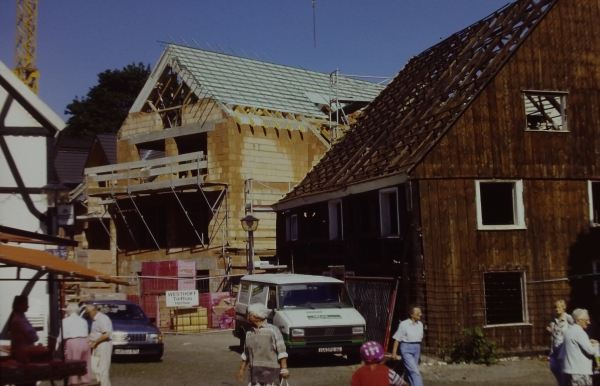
[0,1,509,121]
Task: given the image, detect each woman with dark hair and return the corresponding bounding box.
[8,295,39,363]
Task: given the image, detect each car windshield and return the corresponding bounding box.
[280,283,353,309]
[95,304,146,320]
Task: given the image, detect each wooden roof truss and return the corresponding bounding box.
[285,0,557,200]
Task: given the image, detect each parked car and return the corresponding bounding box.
[82,300,164,361]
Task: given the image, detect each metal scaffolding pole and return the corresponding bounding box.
[171,187,205,247]
[128,193,161,251]
[112,193,140,251]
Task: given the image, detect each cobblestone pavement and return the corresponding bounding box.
[43,331,556,385]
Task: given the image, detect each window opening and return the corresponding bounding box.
[476,180,525,229]
[523,92,567,131]
[328,200,343,240]
[289,214,298,241]
[484,271,526,325]
[139,206,167,249]
[380,188,400,237]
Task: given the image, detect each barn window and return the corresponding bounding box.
[523,91,567,131]
[379,188,400,237]
[589,181,600,227]
[484,271,527,326]
[475,180,525,230]
[286,214,298,241]
[328,200,343,240]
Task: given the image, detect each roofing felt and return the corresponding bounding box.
[281,0,556,202]
[165,44,385,119]
[96,133,117,164]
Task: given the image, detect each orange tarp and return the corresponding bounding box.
[0,244,129,285]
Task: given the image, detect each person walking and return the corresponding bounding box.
[59,303,92,385]
[391,305,423,386]
[562,308,598,386]
[352,341,407,386]
[547,300,573,386]
[85,304,113,386]
[236,303,290,386]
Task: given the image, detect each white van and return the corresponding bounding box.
[233,274,366,357]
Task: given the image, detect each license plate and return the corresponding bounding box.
[318,347,342,353]
[115,349,139,355]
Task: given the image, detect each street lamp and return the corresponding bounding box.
[240,215,259,275]
[41,182,69,236]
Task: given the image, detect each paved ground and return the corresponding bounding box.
[45,331,557,385]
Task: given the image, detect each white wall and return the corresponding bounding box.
[0,83,52,346]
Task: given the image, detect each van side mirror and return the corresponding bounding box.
[267,299,276,310]
[149,317,156,325]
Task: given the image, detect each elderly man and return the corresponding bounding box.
[236,303,290,386]
[86,304,113,386]
[59,303,92,385]
[562,308,598,386]
[391,305,423,386]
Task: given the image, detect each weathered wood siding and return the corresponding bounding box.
[412,0,600,352]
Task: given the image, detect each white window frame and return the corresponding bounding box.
[589,181,600,227]
[475,180,526,230]
[483,271,530,327]
[379,188,400,237]
[328,199,343,240]
[523,90,568,132]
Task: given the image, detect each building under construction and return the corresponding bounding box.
[80,44,384,298]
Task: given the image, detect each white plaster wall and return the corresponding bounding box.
[0,89,51,347]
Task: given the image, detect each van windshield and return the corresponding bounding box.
[280,283,353,309]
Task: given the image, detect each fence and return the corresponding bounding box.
[345,267,595,357]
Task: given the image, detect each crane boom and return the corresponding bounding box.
[14,0,39,94]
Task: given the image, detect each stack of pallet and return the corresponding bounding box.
[170,307,208,332]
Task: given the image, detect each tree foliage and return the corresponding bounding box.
[63,62,151,138]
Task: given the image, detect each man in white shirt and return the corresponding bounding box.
[86,304,113,386]
[561,308,598,386]
[391,305,424,386]
[58,303,92,384]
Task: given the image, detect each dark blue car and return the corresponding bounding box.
[82,300,164,361]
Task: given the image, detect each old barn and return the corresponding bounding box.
[273,0,600,354]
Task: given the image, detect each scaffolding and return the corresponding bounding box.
[84,151,229,260]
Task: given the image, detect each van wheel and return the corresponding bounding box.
[347,351,361,364]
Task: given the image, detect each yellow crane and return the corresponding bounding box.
[13,0,39,94]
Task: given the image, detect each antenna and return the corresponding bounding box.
[205,42,214,51]
[313,0,317,48]
[166,33,176,43]
[179,36,190,46]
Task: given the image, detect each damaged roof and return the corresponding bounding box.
[277,0,557,206]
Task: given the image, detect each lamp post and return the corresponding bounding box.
[240,215,259,275]
[40,182,69,339]
[40,182,69,236]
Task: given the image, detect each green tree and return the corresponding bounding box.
[63,62,151,138]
